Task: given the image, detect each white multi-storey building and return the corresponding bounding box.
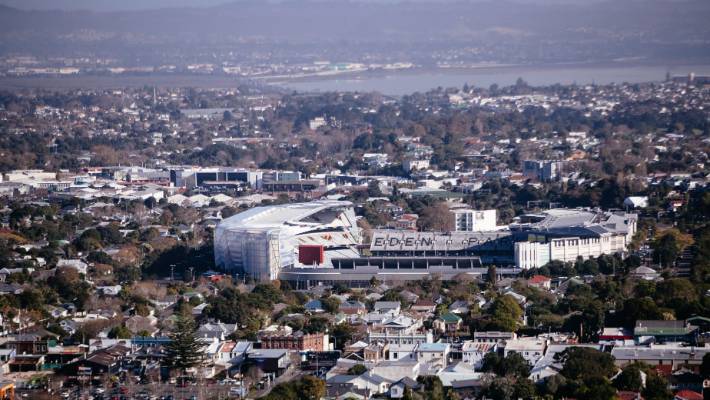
[513,209,637,269]
[451,209,497,232]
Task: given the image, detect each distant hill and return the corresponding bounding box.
[0,0,708,63]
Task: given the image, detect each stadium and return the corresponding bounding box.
[215,202,636,285]
[213,200,361,281]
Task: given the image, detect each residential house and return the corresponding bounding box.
[527,275,551,290]
[434,313,463,335]
[341,300,367,316]
[503,337,547,366]
[197,321,238,341]
[374,301,401,315]
[56,259,88,275]
[448,300,470,315]
[674,390,703,400]
[629,266,660,281]
[363,342,388,363]
[389,377,420,399]
[410,300,436,314]
[529,344,601,382]
[461,341,496,369]
[416,343,451,367]
[304,299,325,313]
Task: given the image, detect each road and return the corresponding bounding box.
[16,382,242,400]
[248,366,304,399]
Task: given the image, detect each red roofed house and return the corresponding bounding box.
[410,299,436,314]
[674,390,703,400]
[617,391,644,400]
[528,275,551,290]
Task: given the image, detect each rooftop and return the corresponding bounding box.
[218,200,353,230]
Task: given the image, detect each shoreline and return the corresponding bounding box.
[0,60,708,93]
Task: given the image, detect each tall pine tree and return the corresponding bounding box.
[164,311,203,375]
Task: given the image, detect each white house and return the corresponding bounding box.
[461,341,496,369]
[503,337,547,366]
[57,259,88,275]
[415,342,450,367]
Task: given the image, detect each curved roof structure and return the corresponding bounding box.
[215,200,360,281]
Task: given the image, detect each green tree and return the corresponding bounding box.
[488,265,498,285]
[481,352,531,378]
[617,297,663,328]
[652,229,693,268]
[558,347,616,381]
[347,364,367,375]
[164,312,203,375]
[513,378,536,400]
[263,375,325,400]
[416,376,445,400]
[642,372,672,400]
[321,296,340,313]
[108,325,132,339]
[701,353,710,379]
[483,377,515,400]
[484,295,523,331]
[331,323,355,350]
[614,363,644,391]
[567,376,618,400]
[655,278,698,308]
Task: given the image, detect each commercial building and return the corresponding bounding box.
[634,320,698,345]
[214,200,360,281]
[610,343,710,371]
[169,167,262,189]
[257,326,327,352]
[523,160,565,181]
[512,209,637,269]
[450,209,497,232]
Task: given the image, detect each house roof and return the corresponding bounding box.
[304,299,324,309]
[412,299,436,308]
[392,376,420,389]
[449,300,469,309]
[342,300,366,308]
[529,275,551,284]
[675,390,703,400]
[438,312,462,323]
[374,301,401,310]
[247,349,288,359]
[634,320,695,336]
[417,343,450,352]
[617,391,644,400]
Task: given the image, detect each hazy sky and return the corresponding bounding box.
[0,0,612,12]
[0,0,230,11]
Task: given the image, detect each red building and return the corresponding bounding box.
[258,327,326,351]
